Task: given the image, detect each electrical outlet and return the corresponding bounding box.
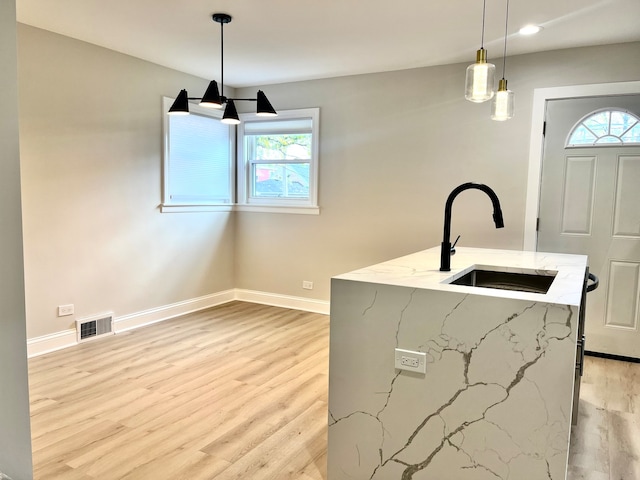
[58,304,74,316]
[302,281,313,290]
[394,348,426,374]
[401,356,419,368]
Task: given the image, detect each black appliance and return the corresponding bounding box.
[572,269,599,425]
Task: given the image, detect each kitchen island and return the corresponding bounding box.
[328,246,588,480]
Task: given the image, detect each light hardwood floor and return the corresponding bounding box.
[568,355,640,480]
[29,302,639,479]
[29,302,329,479]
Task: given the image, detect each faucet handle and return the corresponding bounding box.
[450,235,461,255]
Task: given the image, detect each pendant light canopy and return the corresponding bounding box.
[168,13,277,122]
[491,0,514,121]
[465,0,495,103]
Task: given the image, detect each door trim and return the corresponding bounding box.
[524,81,640,251]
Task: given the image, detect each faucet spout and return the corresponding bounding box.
[440,182,504,272]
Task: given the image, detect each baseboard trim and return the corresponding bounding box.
[114,290,235,333]
[27,288,328,357]
[27,329,77,358]
[234,289,330,315]
[27,290,235,357]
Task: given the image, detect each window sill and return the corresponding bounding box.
[234,204,320,215]
[160,203,319,215]
[160,204,234,213]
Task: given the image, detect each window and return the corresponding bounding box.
[162,97,234,212]
[566,109,640,147]
[237,108,319,214]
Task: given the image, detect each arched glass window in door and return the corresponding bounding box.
[566,109,640,147]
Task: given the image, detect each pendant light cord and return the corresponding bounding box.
[480,0,487,47]
[501,0,510,79]
[220,20,225,100]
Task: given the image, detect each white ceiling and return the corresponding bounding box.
[15,0,640,88]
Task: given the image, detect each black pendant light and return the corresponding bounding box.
[256,90,277,116]
[168,13,277,122]
[200,81,223,108]
[168,89,190,115]
[221,99,240,125]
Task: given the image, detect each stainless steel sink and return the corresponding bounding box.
[448,268,557,294]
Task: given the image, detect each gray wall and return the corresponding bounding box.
[0,3,33,479]
[18,25,237,340]
[236,42,640,301]
[14,22,640,341]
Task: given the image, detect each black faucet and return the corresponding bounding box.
[440,182,504,272]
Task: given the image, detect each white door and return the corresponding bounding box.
[538,95,640,358]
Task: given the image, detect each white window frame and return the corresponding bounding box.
[161,96,235,213]
[237,108,320,215]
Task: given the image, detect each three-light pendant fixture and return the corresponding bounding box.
[465,0,514,121]
[168,13,277,124]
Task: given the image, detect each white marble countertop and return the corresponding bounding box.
[334,246,588,306]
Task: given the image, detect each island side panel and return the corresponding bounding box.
[328,278,578,480]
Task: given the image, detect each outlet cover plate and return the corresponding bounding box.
[58,304,74,316]
[395,348,426,374]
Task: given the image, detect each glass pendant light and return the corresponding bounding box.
[491,79,514,120]
[491,0,514,121]
[465,0,495,103]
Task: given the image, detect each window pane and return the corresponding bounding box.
[249,133,312,161]
[568,125,597,145]
[252,163,310,198]
[594,135,621,144]
[583,111,610,137]
[621,123,640,143]
[610,111,637,137]
[169,113,230,203]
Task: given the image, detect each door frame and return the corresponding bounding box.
[523,80,640,251]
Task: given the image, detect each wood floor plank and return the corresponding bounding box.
[117,449,232,480]
[608,409,640,480]
[566,465,610,480]
[31,416,114,452]
[215,400,328,480]
[28,394,58,414]
[32,461,95,480]
[164,453,232,480]
[199,412,290,462]
[33,420,133,468]
[568,356,640,480]
[568,400,610,475]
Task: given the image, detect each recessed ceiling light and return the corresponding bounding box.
[519,25,542,35]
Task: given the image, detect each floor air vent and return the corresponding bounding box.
[76,313,114,343]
